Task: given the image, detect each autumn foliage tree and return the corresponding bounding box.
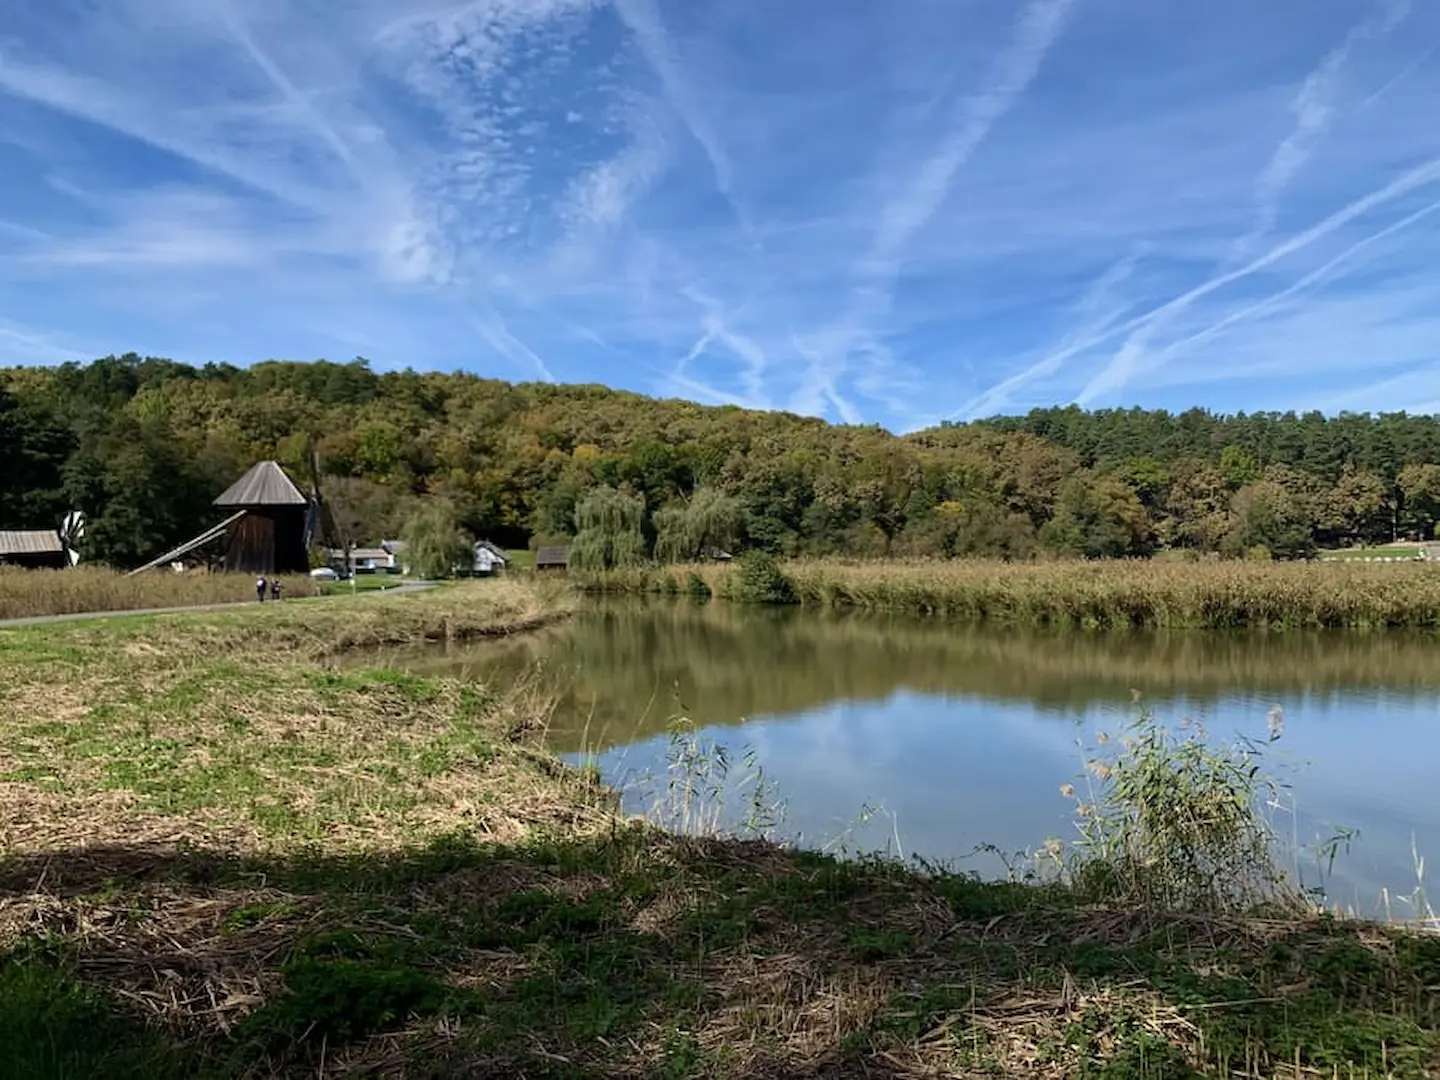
[8,355,1440,567]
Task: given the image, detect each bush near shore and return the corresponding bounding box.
[0,566,322,620]
[0,581,1436,1077]
[578,555,1440,628]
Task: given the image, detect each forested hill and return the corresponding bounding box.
[5,354,1440,568]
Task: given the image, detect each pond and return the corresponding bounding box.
[372,600,1440,913]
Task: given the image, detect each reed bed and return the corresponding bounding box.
[0,566,320,620]
[580,557,1440,629]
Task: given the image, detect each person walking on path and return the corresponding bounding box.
[270,578,283,602]
[256,576,267,603]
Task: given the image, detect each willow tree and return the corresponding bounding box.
[400,501,473,578]
[654,486,744,563]
[569,485,647,570]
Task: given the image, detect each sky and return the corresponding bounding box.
[2,0,1439,431]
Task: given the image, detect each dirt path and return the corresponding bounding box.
[0,580,436,628]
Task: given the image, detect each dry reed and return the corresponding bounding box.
[0,566,320,620]
[581,557,1440,628]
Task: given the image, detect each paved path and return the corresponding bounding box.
[0,580,436,628]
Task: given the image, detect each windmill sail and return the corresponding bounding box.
[59,509,85,566]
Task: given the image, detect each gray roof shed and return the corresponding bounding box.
[0,530,65,556]
[535,545,569,567]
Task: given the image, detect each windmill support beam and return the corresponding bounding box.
[126,510,247,577]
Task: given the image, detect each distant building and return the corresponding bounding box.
[350,547,400,573]
[324,545,401,574]
[535,545,569,572]
[213,460,310,574]
[472,540,508,576]
[0,529,68,570]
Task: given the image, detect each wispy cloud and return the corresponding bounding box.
[1,0,1438,424]
[865,0,1076,281]
[792,0,1076,420]
[610,0,745,229]
[0,318,89,366]
[1077,154,1440,406]
[1235,0,1411,261]
[471,305,556,383]
[950,249,1144,420]
[1074,0,1421,407]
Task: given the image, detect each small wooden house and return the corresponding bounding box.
[534,545,569,572]
[0,529,68,569]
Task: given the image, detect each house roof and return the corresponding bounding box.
[214,461,308,507]
[535,545,569,566]
[475,540,508,561]
[348,548,391,561]
[0,529,65,556]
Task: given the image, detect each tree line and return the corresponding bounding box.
[4,354,1440,569]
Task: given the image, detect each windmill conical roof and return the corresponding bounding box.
[214,460,307,507]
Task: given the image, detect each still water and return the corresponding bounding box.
[378,601,1440,912]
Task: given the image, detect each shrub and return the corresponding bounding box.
[730,551,796,605]
[1060,707,1299,913]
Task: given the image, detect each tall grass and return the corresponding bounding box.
[1055,706,1303,913]
[0,567,320,620]
[578,557,1440,628]
[626,715,787,840]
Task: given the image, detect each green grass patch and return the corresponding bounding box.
[320,573,409,594]
[1320,546,1424,561]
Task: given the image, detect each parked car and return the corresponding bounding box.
[309,566,340,581]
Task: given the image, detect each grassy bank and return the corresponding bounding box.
[1,583,1436,1077]
[580,557,1440,628]
[0,566,322,620]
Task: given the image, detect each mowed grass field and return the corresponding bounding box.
[0,578,1436,1077]
[1319,545,1425,561]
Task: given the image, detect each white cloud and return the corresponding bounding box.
[611,0,745,228]
[1071,0,1429,408]
[1235,0,1412,262]
[1,0,1439,424]
[0,318,90,366]
[1076,155,1440,406]
[788,0,1076,420]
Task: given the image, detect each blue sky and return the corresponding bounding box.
[1,0,1438,430]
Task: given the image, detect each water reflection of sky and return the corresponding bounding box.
[372,603,1440,916]
[567,685,1440,914]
